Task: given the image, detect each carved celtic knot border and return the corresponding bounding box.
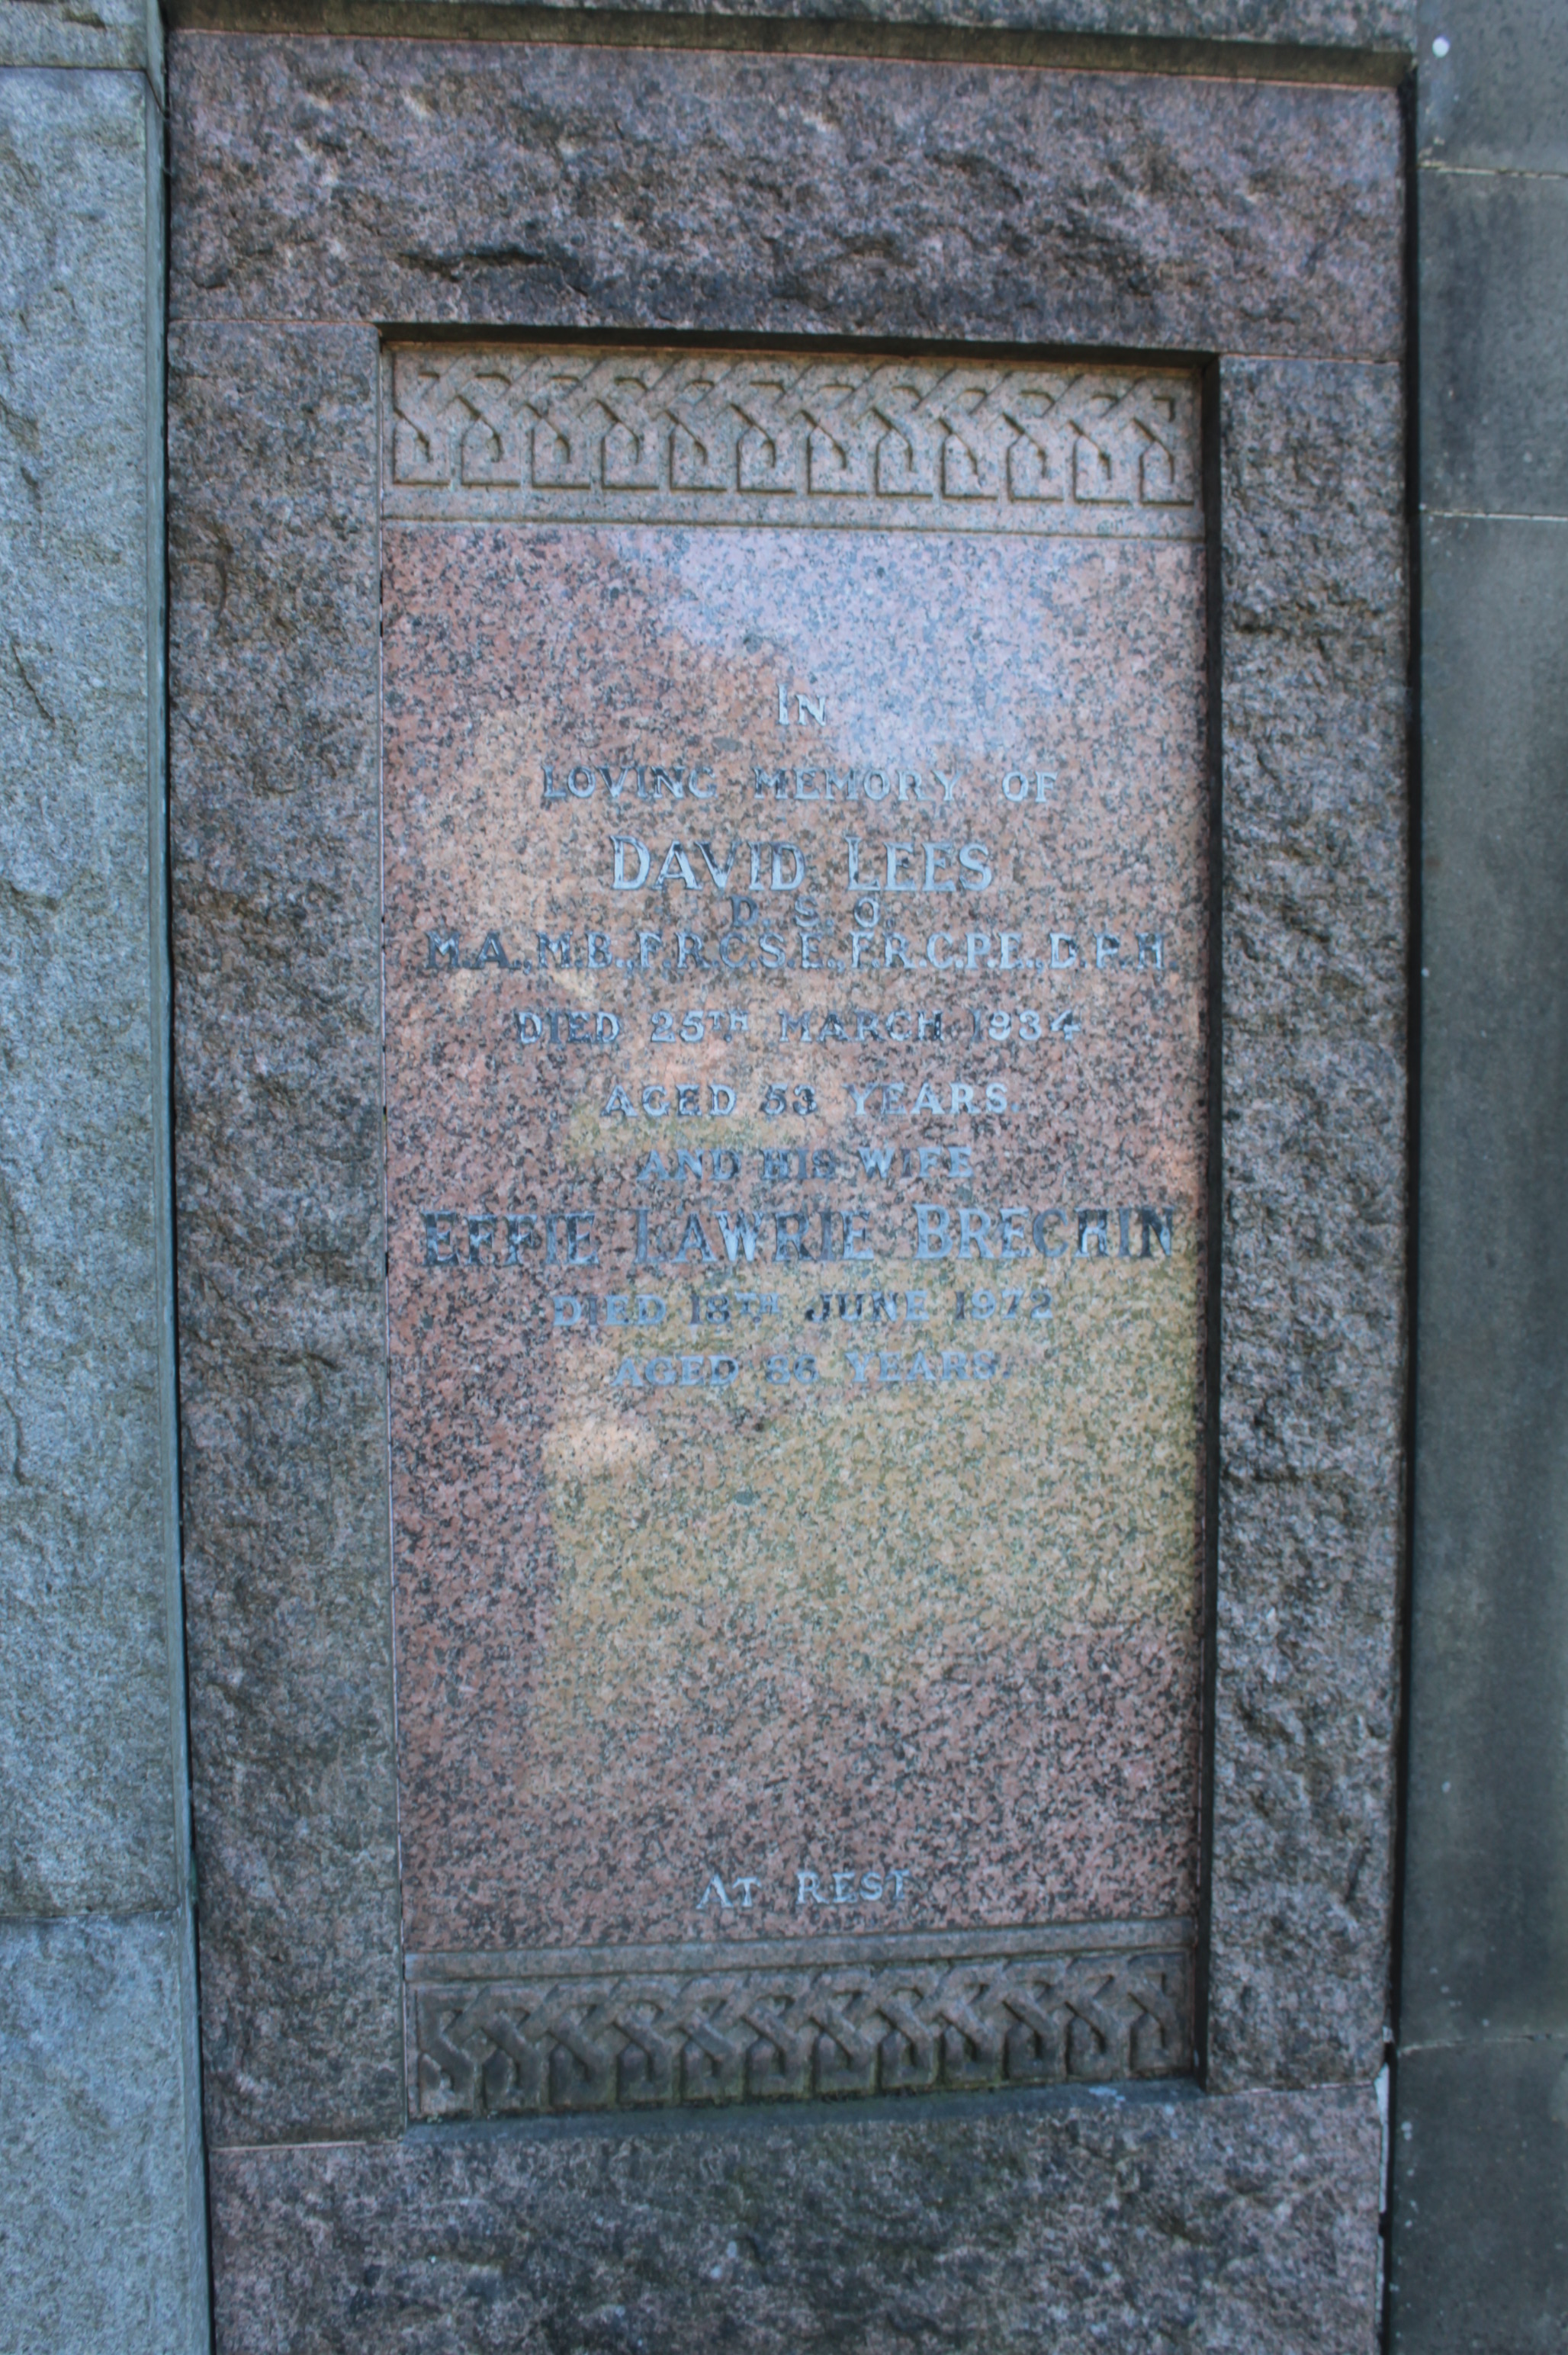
[407,1924,1194,2119]
[382,345,1202,539]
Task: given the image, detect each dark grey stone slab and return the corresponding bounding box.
[169,320,403,2144]
[1418,0,1568,174]
[167,34,1403,363]
[1401,514,1568,2051]
[1390,2032,1568,2353]
[211,2082,1380,2354]
[1207,356,1407,2094]
[1419,169,1568,520]
[0,1913,205,2355]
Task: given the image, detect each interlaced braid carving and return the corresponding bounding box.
[384,347,1200,537]
[410,1938,1192,2118]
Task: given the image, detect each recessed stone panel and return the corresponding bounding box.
[381,342,1208,2116]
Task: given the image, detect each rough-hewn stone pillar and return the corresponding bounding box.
[0,4,207,2347]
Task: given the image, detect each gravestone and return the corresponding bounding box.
[167,32,1407,2348]
[382,346,1206,2116]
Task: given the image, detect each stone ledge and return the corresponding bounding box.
[165,0,1414,82]
[210,2079,1381,2353]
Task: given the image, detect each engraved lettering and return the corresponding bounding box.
[386,345,1207,2120]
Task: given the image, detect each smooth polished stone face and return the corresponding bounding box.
[381,349,1208,1990]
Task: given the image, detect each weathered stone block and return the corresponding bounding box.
[1392,2033,1568,2353]
[168,75,1405,2355]
[1417,0,1568,175]
[0,1913,204,2355]
[1207,356,1407,2091]
[0,65,179,1920]
[210,2081,1381,2353]
[168,35,1403,362]
[169,317,403,2143]
[0,0,157,75]
[1402,514,1568,2050]
[1419,168,1568,520]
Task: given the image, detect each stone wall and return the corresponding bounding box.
[165,12,1409,2351]
[0,5,207,2349]
[5,0,1568,2350]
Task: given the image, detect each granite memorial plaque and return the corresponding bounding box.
[381,345,1209,2117]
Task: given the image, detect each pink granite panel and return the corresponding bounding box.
[382,360,1207,1960]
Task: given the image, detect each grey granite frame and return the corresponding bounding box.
[167,23,1407,2347]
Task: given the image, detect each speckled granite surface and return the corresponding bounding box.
[209,2082,1381,2353]
[169,0,1415,57]
[383,414,1208,1959]
[168,320,403,2141]
[168,40,1402,363]
[1207,355,1406,2093]
[167,16,1406,2343]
